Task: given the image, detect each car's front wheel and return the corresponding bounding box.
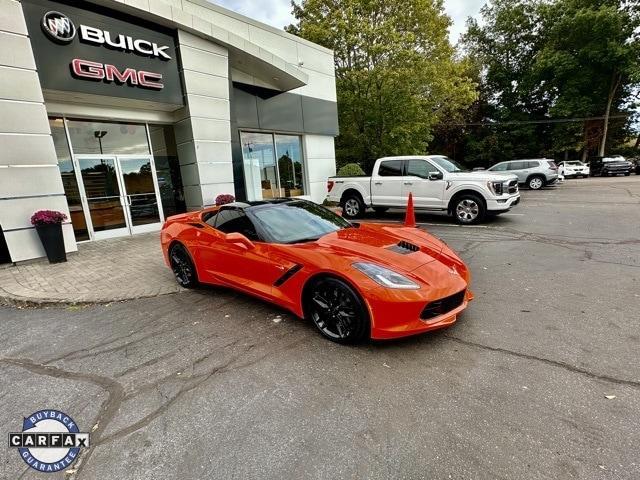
[304,277,370,344]
[169,243,198,288]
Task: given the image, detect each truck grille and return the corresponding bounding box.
[420,290,466,320]
[508,180,518,194]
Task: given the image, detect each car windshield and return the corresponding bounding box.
[430,156,469,172]
[567,161,583,166]
[249,201,352,244]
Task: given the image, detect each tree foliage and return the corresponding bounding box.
[286,0,476,172]
[459,0,640,165]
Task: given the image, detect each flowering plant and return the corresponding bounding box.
[215,194,235,206]
[30,210,68,226]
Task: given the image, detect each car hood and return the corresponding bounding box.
[450,171,518,183]
[603,161,632,166]
[308,223,448,273]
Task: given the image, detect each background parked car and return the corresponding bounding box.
[558,161,590,178]
[628,157,640,174]
[487,159,559,190]
[589,156,632,177]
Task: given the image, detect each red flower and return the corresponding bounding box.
[215,194,235,206]
[30,210,68,226]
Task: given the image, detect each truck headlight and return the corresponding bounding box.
[353,263,420,290]
[487,181,504,195]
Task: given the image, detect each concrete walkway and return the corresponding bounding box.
[0,233,182,305]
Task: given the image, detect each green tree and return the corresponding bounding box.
[460,0,640,164]
[286,0,476,172]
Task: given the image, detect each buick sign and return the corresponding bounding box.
[41,11,76,44]
[22,0,184,105]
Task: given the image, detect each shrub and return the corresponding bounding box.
[215,194,235,206]
[30,210,67,226]
[337,163,366,176]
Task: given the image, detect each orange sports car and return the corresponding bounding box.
[161,199,473,343]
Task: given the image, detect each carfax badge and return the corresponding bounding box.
[8,409,90,473]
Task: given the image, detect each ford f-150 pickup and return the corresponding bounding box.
[326,156,521,224]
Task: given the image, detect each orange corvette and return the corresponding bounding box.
[161,199,473,343]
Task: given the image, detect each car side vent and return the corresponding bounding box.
[386,240,420,255]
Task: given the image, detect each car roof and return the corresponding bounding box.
[219,198,304,211]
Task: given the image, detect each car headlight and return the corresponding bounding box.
[487,181,504,195]
[353,262,420,289]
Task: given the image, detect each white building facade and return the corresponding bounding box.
[0,0,338,263]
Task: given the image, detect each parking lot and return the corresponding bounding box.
[1,176,639,479]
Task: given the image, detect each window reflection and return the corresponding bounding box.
[275,135,305,197]
[241,132,306,201]
[67,119,150,155]
[48,118,89,241]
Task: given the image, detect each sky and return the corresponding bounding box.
[213,0,486,44]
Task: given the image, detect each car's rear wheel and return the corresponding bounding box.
[528,176,545,190]
[304,277,370,344]
[169,243,198,288]
[452,194,486,225]
[342,194,364,219]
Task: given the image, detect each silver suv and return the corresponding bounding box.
[488,159,559,190]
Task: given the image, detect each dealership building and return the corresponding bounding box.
[0,0,338,263]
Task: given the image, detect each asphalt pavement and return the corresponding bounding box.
[1,176,638,479]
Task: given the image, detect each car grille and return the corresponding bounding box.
[420,290,466,320]
[507,180,518,194]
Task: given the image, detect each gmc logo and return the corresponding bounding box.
[71,59,163,90]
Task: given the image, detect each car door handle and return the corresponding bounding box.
[374,182,383,185]
[404,182,413,185]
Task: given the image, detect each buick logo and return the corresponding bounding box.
[41,11,76,44]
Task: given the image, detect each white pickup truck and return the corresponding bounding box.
[326,155,520,224]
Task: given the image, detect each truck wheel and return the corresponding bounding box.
[452,194,486,225]
[342,194,364,219]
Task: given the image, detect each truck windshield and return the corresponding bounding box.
[249,200,352,244]
[430,156,469,173]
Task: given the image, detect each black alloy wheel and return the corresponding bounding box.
[305,277,370,344]
[169,244,198,288]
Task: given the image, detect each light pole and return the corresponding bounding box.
[94,130,107,155]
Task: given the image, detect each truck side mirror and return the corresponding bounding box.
[428,171,443,181]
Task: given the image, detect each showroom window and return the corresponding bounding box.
[240,132,306,201]
[49,118,90,241]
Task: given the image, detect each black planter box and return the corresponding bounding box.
[35,223,67,263]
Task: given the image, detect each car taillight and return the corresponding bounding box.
[327,180,334,192]
[547,161,558,170]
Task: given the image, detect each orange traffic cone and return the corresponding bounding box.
[404,192,416,227]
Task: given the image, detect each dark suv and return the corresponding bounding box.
[589,156,632,177]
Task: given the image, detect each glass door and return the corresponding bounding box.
[118,156,164,234]
[76,155,164,239]
[77,156,129,240]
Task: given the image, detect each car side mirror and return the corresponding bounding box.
[428,171,443,181]
[225,232,255,250]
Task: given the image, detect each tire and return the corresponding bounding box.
[373,207,389,215]
[625,172,630,176]
[169,243,198,288]
[528,176,545,190]
[304,277,370,344]
[452,193,486,225]
[341,194,365,219]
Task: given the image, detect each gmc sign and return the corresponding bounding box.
[23,0,184,106]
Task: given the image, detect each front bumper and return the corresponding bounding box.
[367,287,474,340]
[486,193,520,212]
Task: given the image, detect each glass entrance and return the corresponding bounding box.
[76,155,163,240]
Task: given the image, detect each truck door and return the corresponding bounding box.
[403,159,445,208]
[371,159,405,206]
